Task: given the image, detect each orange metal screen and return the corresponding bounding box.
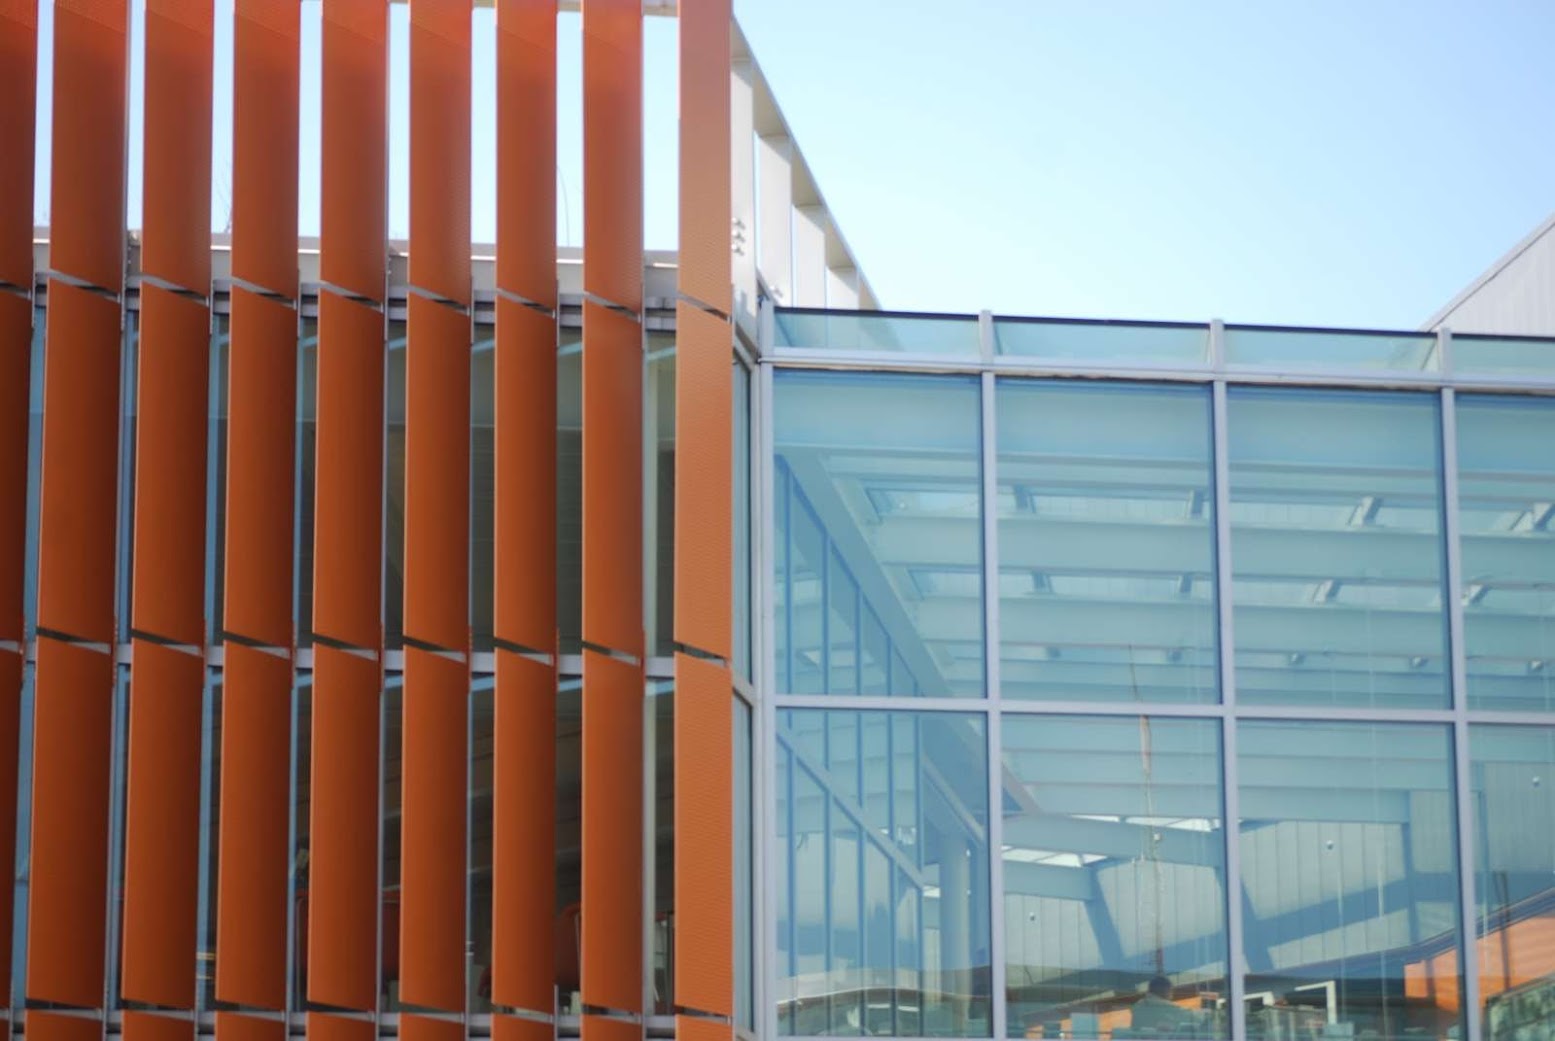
[674,656,734,1017]
[123,1010,194,1041]
[0,647,19,1004]
[231,1,299,298]
[0,294,28,646]
[673,303,733,660]
[580,302,642,660]
[215,1013,285,1041]
[0,2,35,293]
[320,2,386,302]
[409,0,471,307]
[581,0,642,315]
[141,0,213,294]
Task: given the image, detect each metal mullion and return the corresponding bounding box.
[979,370,1006,1038]
[1212,379,1248,1041]
[774,694,991,714]
[1442,386,1484,1041]
[758,359,782,1041]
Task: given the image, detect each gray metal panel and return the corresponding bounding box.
[1426,212,1555,335]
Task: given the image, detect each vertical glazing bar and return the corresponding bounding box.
[979,371,1005,1037]
[1441,387,1483,1041]
[758,360,780,1041]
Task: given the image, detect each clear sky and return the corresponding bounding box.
[28,1,1555,330]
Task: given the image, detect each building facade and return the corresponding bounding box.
[3,6,1555,1041]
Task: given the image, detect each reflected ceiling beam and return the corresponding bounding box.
[1004,860,1094,901]
[1003,813,1219,868]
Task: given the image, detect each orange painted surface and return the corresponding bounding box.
[581,0,641,314]
[231,0,299,298]
[216,643,293,1009]
[409,0,470,306]
[320,1,386,302]
[1404,909,1555,1016]
[224,287,297,649]
[490,648,555,1013]
[0,2,36,291]
[308,644,382,1012]
[493,1014,553,1041]
[49,0,127,292]
[215,1013,285,1041]
[495,0,556,308]
[123,1010,193,1041]
[399,647,468,1012]
[36,283,121,645]
[404,294,470,653]
[25,638,115,1007]
[401,1014,463,1041]
[26,1012,104,1041]
[581,650,643,1015]
[121,640,206,1008]
[673,303,732,661]
[0,648,20,1004]
[132,285,210,647]
[677,0,732,315]
[674,653,733,1017]
[493,296,555,655]
[305,1013,374,1041]
[142,0,213,293]
[0,296,29,644]
[582,302,642,660]
[580,1013,642,1041]
[313,291,384,652]
[677,1013,732,1041]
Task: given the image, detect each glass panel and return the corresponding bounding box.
[1227,389,1448,709]
[208,314,230,643]
[106,665,131,1005]
[381,673,403,1008]
[469,673,493,1012]
[997,381,1217,704]
[776,709,991,1036]
[774,372,984,697]
[196,668,221,1008]
[472,327,495,652]
[1002,716,1228,1039]
[650,680,674,1015]
[774,309,981,356]
[386,322,406,650]
[1455,395,1555,711]
[734,360,752,681]
[119,315,139,642]
[22,308,43,639]
[735,697,754,1030]
[1470,726,1555,1040]
[1237,721,1462,1040]
[1224,327,1439,373]
[9,663,33,1017]
[1452,334,1555,378]
[557,677,582,1013]
[994,320,1209,366]
[297,318,318,648]
[647,336,675,659]
[558,331,581,656]
[290,669,313,1011]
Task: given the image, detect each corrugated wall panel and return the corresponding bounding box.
[307,644,382,1012]
[0,295,29,645]
[672,303,731,661]
[581,0,641,315]
[223,287,297,649]
[231,0,299,298]
[580,301,642,660]
[215,643,293,1008]
[398,647,468,1011]
[403,294,469,654]
[312,291,384,651]
[495,0,555,309]
[673,654,733,1017]
[131,285,210,646]
[48,0,127,294]
[25,638,115,1006]
[120,640,206,1007]
[123,1010,193,1041]
[141,0,212,294]
[0,2,36,291]
[580,650,643,1014]
[35,283,121,645]
[215,1013,285,1041]
[489,649,554,1012]
[409,0,470,306]
[320,1,386,303]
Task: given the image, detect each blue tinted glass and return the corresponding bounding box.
[1453,334,1555,378]
[775,310,981,355]
[995,320,1209,365]
[1225,327,1439,372]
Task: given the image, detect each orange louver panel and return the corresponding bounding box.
[401,1013,463,1041]
[398,647,468,1012]
[216,643,294,1009]
[492,297,555,654]
[320,0,386,303]
[25,638,115,1006]
[493,1015,553,1041]
[581,0,641,314]
[409,0,470,306]
[496,0,556,309]
[0,648,19,1004]
[308,644,382,1012]
[581,650,643,1014]
[120,640,206,1008]
[0,296,29,645]
[215,1012,285,1041]
[677,0,732,316]
[48,0,127,294]
[36,283,121,645]
[404,294,470,654]
[581,302,642,661]
[677,1012,733,1041]
[672,303,732,661]
[674,654,734,1017]
[142,0,213,294]
[312,291,384,652]
[26,1012,105,1041]
[580,1014,641,1041]
[223,287,298,650]
[490,649,555,1012]
[0,2,36,292]
[123,1010,194,1041]
[131,285,210,647]
[231,0,299,298]
[305,1013,373,1041]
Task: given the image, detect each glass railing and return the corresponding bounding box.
[773,308,981,355]
[1223,325,1440,372]
[995,317,1210,365]
[1452,332,1555,377]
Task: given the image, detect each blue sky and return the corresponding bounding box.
[30,1,1555,329]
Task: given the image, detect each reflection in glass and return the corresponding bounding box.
[1227,389,1448,709]
[1224,327,1439,373]
[996,381,1217,703]
[736,697,754,1030]
[386,323,406,649]
[22,309,43,639]
[472,329,495,652]
[1470,726,1555,1040]
[208,315,230,642]
[776,710,990,1036]
[650,681,675,1014]
[559,331,581,656]
[647,337,676,659]
[774,372,984,697]
[994,320,1209,366]
[381,674,404,1008]
[774,309,982,356]
[1001,716,1228,1038]
[9,665,33,1016]
[297,320,318,647]
[470,675,493,1012]
[735,360,753,681]
[290,671,313,1011]
[1452,334,1555,379]
[1455,396,1555,711]
[196,669,221,1008]
[1237,722,1462,1040]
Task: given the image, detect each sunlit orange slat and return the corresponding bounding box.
[132,285,209,646]
[0,648,20,1004]
[123,1010,193,1041]
[401,1013,463,1041]
[0,2,37,291]
[581,0,641,314]
[581,302,642,659]
[320,1,386,303]
[493,1015,553,1041]
[305,1013,373,1041]
[493,297,555,654]
[36,283,121,645]
[215,643,293,1008]
[25,639,115,1006]
[26,1012,103,1041]
[142,0,213,293]
[216,1013,285,1041]
[495,0,556,309]
[674,653,733,1017]
[399,646,468,1012]
[409,0,470,306]
[677,0,732,315]
[0,296,30,644]
[581,1014,641,1041]
[231,0,299,298]
[307,644,381,1012]
[121,640,205,1007]
[677,1011,733,1041]
[581,650,643,1014]
[673,303,732,660]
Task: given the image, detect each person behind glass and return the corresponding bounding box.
[1130,975,1203,1036]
